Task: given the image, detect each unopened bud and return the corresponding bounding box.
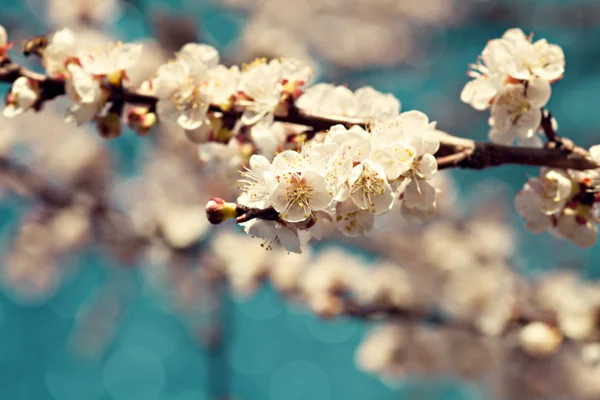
[205,198,238,225]
[96,112,122,139]
[519,322,563,358]
[127,107,156,136]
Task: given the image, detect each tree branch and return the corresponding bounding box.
[0,60,598,172]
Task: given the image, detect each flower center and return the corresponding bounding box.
[351,168,386,207]
[283,173,314,212]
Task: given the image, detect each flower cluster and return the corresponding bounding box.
[460,28,565,146]
[233,110,440,252]
[296,83,400,120]
[4,27,143,137]
[515,147,600,247]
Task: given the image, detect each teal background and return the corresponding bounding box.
[1,0,599,399]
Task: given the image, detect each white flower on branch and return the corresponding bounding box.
[297,83,400,120]
[3,77,39,118]
[498,28,565,83]
[270,165,333,223]
[461,28,565,146]
[555,209,598,249]
[516,161,600,247]
[488,77,551,145]
[242,219,302,253]
[43,28,77,77]
[204,64,240,110]
[64,63,105,125]
[238,60,283,125]
[78,41,143,79]
[155,59,210,130]
[237,154,276,209]
[515,168,572,233]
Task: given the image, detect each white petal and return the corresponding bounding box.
[590,145,600,164]
[369,182,395,215]
[276,224,302,253]
[403,179,436,211]
[176,100,209,130]
[526,77,551,108]
[321,85,356,115]
[417,153,438,180]
[3,105,22,118]
[0,24,6,47]
[515,107,542,139]
[156,99,180,123]
[489,127,516,145]
[460,78,497,110]
[116,43,143,71]
[514,184,552,233]
[304,171,333,211]
[67,64,100,104]
[370,147,413,180]
[273,150,303,172]
[517,135,544,148]
[179,43,219,68]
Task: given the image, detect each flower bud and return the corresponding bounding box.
[127,107,156,136]
[205,198,238,225]
[519,322,563,357]
[96,112,122,139]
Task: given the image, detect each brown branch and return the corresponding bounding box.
[0,60,598,172]
[436,134,598,171]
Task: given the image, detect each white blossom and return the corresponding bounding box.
[79,42,143,76]
[519,322,563,358]
[498,28,565,82]
[270,168,333,222]
[0,24,7,48]
[237,155,276,209]
[43,28,77,77]
[154,59,209,130]
[64,63,105,125]
[242,219,302,253]
[555,210,598,248]
[3,77,39,118]
[238,60,282,125]
[488,77,551,145]
[297,84,400,119]
[204,65,240,109]
[348,160,395,215]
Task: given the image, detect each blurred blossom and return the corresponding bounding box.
[222,0,461,68]
[25,0,122,28]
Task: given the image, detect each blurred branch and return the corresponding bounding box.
[0,155,75,208]
[341,299,558,335]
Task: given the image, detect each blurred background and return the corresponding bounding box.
[0,0,600,399]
